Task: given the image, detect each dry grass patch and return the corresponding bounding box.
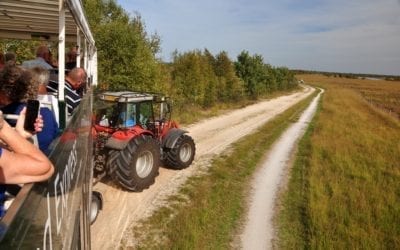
[299,74,400,119]
[278,74,400,248]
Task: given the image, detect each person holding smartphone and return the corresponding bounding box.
[0,108,54,217]
[27,67,59,154]
[0,65,58,154]
[0,108,54,182]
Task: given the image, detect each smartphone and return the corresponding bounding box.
[24,100,40,132]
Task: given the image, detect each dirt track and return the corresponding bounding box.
[239,88,322,249]
[91,86,314,249]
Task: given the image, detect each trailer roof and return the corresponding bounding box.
[0,0,94,45]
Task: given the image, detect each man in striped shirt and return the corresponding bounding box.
[47,68,87,115]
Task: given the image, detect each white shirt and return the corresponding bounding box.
[38,94,59,126]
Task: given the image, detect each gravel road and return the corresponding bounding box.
[91,86,314,249]
[239,88,322,249]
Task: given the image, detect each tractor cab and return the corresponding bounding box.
[96,92,152,127]
[95,100,149,128]
[95,91,172,135]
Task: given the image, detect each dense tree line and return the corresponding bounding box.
[168,49,245,108]
[168,49,297,109]
[235,51,297,98]
[83,0,297,111]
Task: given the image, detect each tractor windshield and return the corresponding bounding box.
[94,100,137,128]
[138,101,153,126]
[153,100,171,122]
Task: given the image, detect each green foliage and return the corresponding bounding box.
[167,48,298,114]
[84,0,162,91]
[215,51,245,102]
[235,51,265,98]
[235,50,297,99]
[170,50,217,108]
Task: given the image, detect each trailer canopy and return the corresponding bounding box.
[0,0,94,45]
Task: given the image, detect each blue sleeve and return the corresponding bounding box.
[37,107,59,154]
[0,185,6,217]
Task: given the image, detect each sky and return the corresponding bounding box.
[117,0,400,75]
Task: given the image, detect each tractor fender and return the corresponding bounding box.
[105,129,154,150]
[162,128,187,149]
[105,137,129,150]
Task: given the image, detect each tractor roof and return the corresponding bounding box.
[98,91,163,103]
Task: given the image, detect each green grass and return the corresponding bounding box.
[124,89,316,249]
[278,75,400,249]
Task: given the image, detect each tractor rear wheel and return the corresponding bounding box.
[106,149,119,175]
[163,134,195,169]
[114,135,160,191]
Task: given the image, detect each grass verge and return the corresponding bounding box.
[125,89,317,249]
[278,75,400,248]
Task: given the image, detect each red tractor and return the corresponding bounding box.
[93,91,196,191]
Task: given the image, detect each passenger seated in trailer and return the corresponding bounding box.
[27,67,60,154]
[46,67,87,115]
[0,65,57,218]
[30,67,60,126]
[0,65,58,155]
[21,45,53,70]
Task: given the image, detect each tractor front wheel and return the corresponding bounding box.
[115,135,160,191]
[163,134,195,169]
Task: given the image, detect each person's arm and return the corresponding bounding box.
[0,110,54,184]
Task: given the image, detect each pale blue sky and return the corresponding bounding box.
[117,0,400,75]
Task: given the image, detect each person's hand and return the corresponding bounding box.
[16,107,44,139]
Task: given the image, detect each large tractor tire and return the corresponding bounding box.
[106,149,120,175]
[163,134,195,169]
[114,135,160,191]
